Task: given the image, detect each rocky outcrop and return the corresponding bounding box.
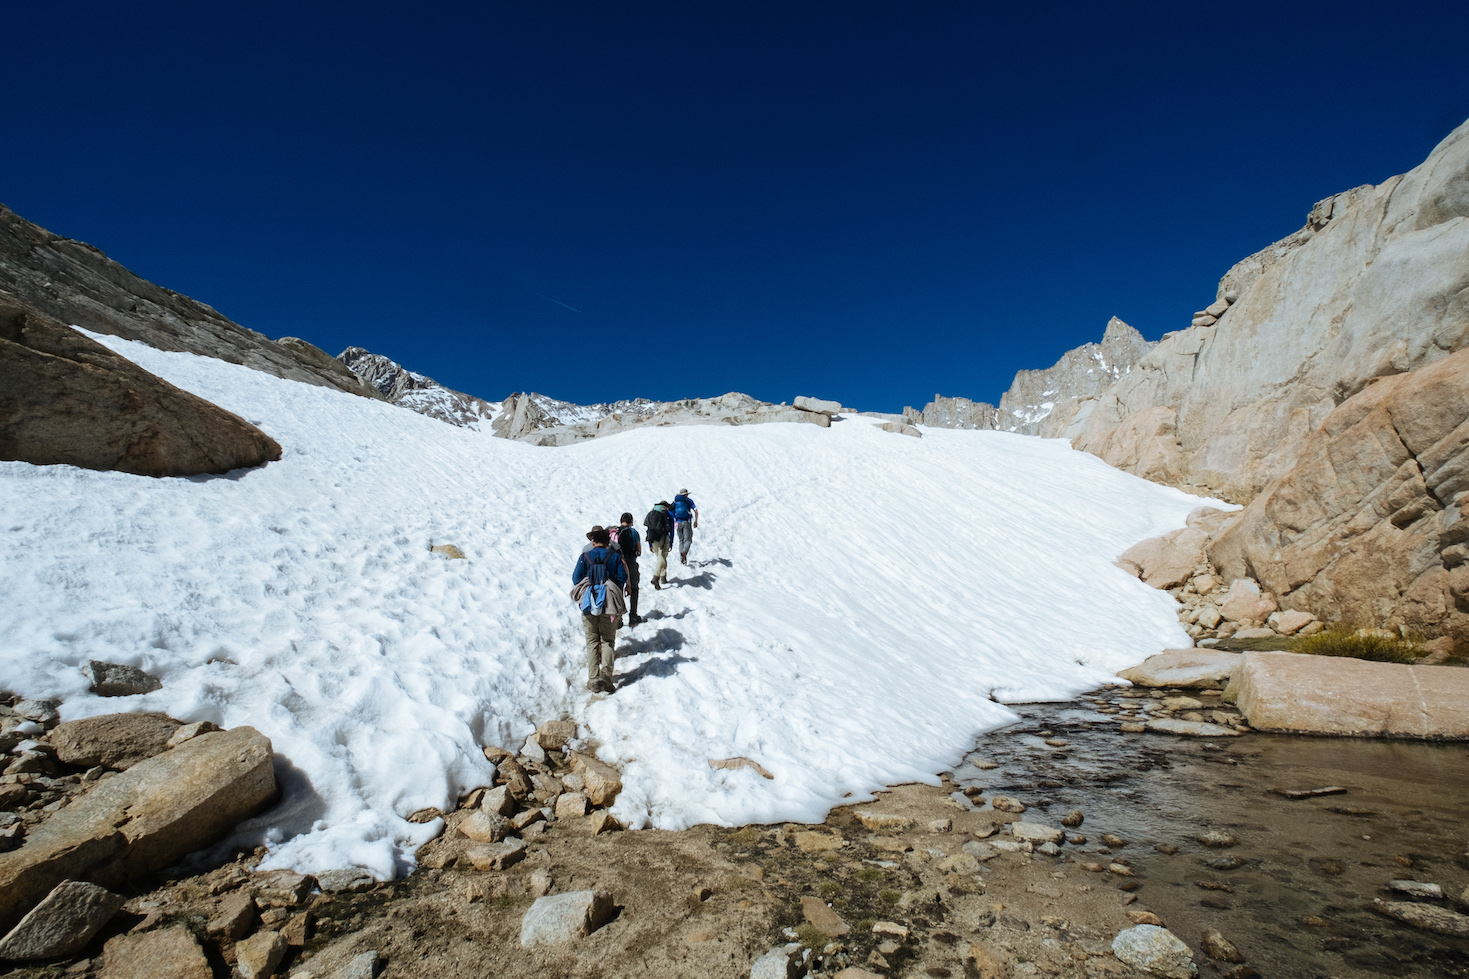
[1209,347,1469,642]
[337,346,500,430]
[1070,119,1469,502]
[1234,650,1469,739]
[904,318,1154,435]
[0,300,283,477]
[0,203,380,400]
[0,726,276,933]
[503,391,830,446]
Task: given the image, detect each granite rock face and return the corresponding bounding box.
[1070,119,1469,502]
[0,203,379,400]
[504,391,829,446]
[1209,346,1469,642]
[0,300,283,477]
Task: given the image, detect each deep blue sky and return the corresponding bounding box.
[5,3,1467,411]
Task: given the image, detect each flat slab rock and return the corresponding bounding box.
[98,924,212,979]
[1117,649,1241,688]
[519,890,615,947]
[0,880,124,961]
[1145,718,1241,737]
[1235,651,1469,739]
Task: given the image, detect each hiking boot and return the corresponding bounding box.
[652,578,661,590]
[597,673,616,693]
[629,614,643,626]
[680,553,688,565]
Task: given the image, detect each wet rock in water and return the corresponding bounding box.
[1061,810,1084,827]
[1206,856,1243,871]
[1161,697,1204,711]
[1201,927,1243,962]
[83,661,163,698]
[1109,863,1135,877]
[1036,841,1061,856]
[50,711,181,770]
[1012,822,1064,845]
[1120,722,1148,733]
[1272,785,1346,800]
[0,879,125,961]
[990,795,1025,813]
[1373,901,1469,937]
[315,869,376,893]
[99,924,212,979]
[1145,719,1241,737]
[750,942,806,979]
[1102,834,1128,848]
[1196,830,1238,848]
[235,930,286,979]
[519,890,616,947]
[855,811,915,831]
[1389,879,1445,899]
[801,895,850,936]
[1111,924,1197,978]
[1155,843,1179,855]
[1118,650,1241,689]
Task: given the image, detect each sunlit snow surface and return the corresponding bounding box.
[0,335,1226,878]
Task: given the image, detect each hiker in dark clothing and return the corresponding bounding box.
[615,512,642,625]
[572,528,627,694]
[644,501,673,588]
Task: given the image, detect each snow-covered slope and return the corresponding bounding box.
[0,336,1220,879]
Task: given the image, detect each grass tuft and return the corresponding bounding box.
[1293,630,1421,664]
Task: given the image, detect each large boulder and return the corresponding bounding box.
[1234,650,1469,739]
[50,712,181,770]
[97,924,212,979]
[0,880,124,961]
[1211,347,1469,644]
[0,300,283,477]
[0,726,276,932]
[1117,525,1210,589]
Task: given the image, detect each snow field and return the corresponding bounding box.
[0,334,1220,877]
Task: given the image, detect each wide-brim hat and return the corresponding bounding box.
[678,488,689,494]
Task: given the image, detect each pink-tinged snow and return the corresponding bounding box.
[0,334,1226,878]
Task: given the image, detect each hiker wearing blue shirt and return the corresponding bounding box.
[672,489,698,565]
[614,513,643,626]
[572,527,627,694]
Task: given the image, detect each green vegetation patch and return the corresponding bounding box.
[1293,630,1421,664]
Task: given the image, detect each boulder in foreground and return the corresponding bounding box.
[98,923,211,979]
[0,726,276,933]
[0,879,124,961]
[1235,651,1469,739]
[0,299,282,477]
[519,890,615,946]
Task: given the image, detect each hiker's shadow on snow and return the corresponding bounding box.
[618,627,686,659]
[695,557,732,568]
[643,607,691,621]
[677,570,717,589]
[618,652,697,688]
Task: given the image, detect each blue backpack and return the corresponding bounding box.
[673,495,694,521]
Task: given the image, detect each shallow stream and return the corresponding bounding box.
[953,685,1469,978]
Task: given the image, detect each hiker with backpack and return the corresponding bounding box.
[572,527,627,694]
[614,512,642,626]
[643,501,673,588]
[672,489,698,565]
